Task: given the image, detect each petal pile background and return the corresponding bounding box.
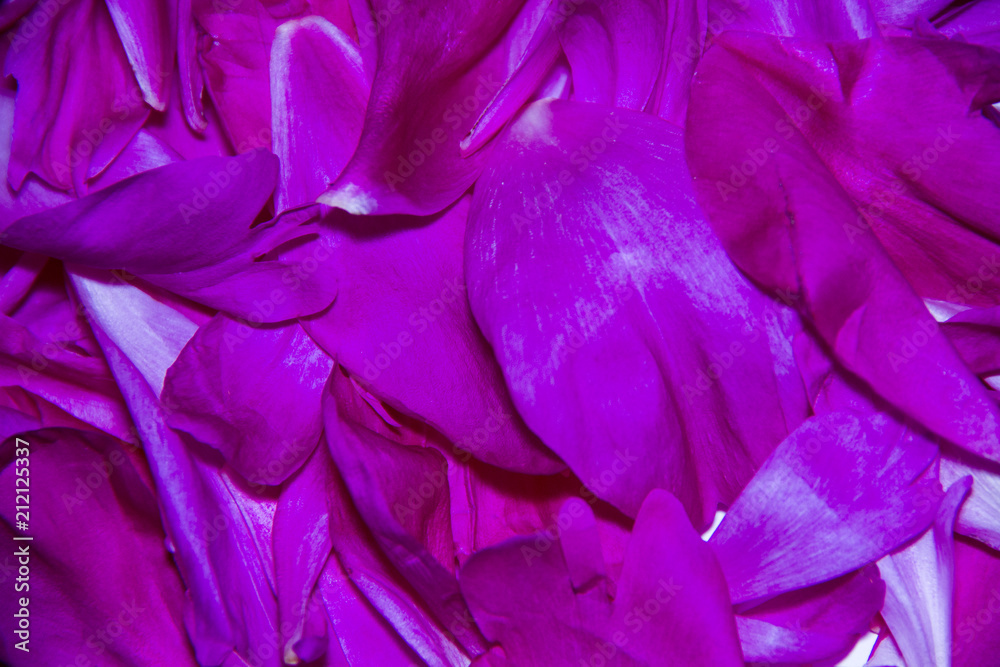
[1,0,1000,665]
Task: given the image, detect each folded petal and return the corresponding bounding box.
[105,0,175,111]
[4,0,149,193]
[70,270,281,666]
[466,98,807,524]
[736,566,884,664]
[941,447,1000,552]
[193,0,355,152]
[319,0,545,215]
[270,15,368,211]
[556,0,664,110]
[323,367,487,657]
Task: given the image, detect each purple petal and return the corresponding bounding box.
[270,15,368,211]
[304,199,562,474]
[105,0,175,111]
[1,149,278,273]
[707,0,876,39]
[557,0,664,110]
[737,566,884,664]
[323,367,487,657]
[709,411,943,603]
[4,0,149,193]
[686,32,1000,463]
[319,0,544,215]
[877,477,971,667]
[459,490,743,666]
[163,314,332,486]
[466,99,807,524]
[0,429,197,667]
[70,270,282,666]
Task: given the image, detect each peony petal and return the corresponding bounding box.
[0,428,197,666]
[192,0,355,153]
[707,0,876,40]
[736,566,884,664]
[323,367,487,657]
[163,314,333,486]
[556,0,664,110]
[466,98,807,524]
[709,411,943,604]
[105,0,175,111]
[69,270,282,666]
[319,0,544,215]
[877,476,971,667]
[304,198,562,474]
[0,259,135,442]
[940,447,1000,553]
[686,33,1000,464]
[1,148,277,273]
[4,0,149,193]
[459,490,743,666]
[951,537,1000,667]
[270,15,368,211]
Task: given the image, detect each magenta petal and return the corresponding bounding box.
[323,368,487,657]
[304,199,562,474]
[466,99,807,524]
[709,411,943,604]
[952,537,1000,666]
[707,0,876,39]
[70,272,281,666]
[940,448,1000,553]
[163,315,332,486]
[686,33,1000,464]
[877,477,971,667]
[0,260,134,442]
[270,15,368,211]
[0,429,197,667]
[737,566,884,664]
[4,0,149,193]
[650,0,707,124]
[105,0,175,111]
[1,149,278,273]
[557,0,664,110]
[193,0,355,153]
[315,435,471,664]
[273,446,333,664]
[459,490,742,666]
[319,0,540,215]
